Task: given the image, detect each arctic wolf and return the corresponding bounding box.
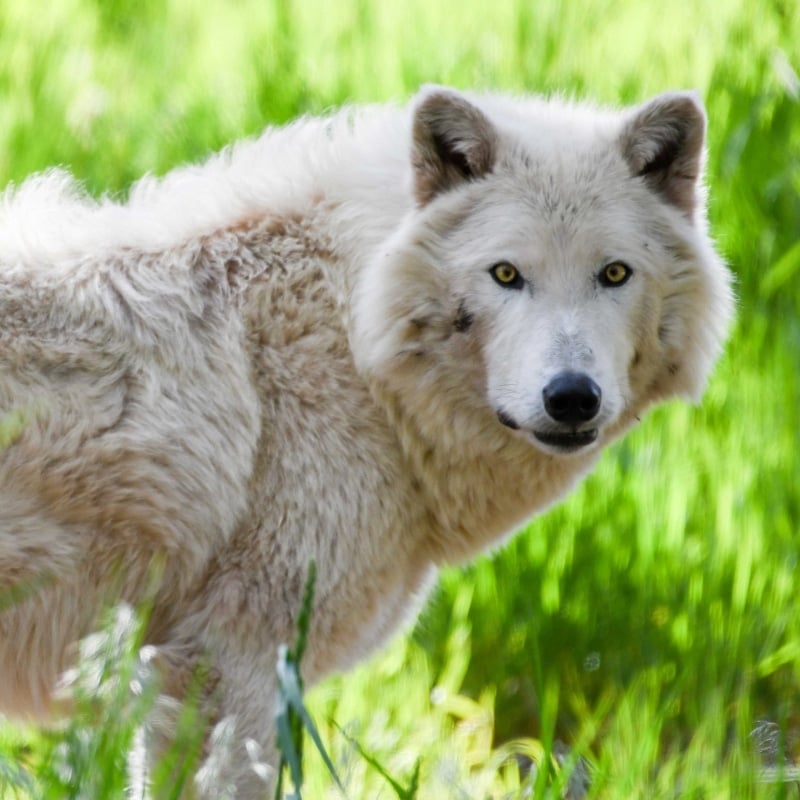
[0,86,732,796]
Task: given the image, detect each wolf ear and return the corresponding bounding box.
[621,91,707,219]
[411,86,498,206]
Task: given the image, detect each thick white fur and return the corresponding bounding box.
[0,86,732,797]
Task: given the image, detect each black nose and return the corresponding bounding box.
[542,372,602,424]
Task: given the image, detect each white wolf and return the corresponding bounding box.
[0,86,732,796]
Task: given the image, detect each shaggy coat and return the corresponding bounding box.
[0,86,733,796]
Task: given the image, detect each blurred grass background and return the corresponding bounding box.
[0,0,798,796]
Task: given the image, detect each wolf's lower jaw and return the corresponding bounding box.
[533,428,599,453]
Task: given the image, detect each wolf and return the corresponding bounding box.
[0,85,732,796]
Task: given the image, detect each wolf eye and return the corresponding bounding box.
[600,261,632,287]
[490,262,524,289]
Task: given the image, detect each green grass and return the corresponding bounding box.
[0,0,798,797]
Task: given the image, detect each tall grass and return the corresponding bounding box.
[0,0,798,796]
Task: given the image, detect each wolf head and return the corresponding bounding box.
[354,86,733,457]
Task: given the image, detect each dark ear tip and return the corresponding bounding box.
[416,82,464,98]
[413,85,468,120]
[658,88,704,107]
[643,90,707,127]
[671,91,706,122]
[624,90,709,161]
[415,83,450,100]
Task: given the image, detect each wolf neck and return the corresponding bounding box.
[366,356,599,565]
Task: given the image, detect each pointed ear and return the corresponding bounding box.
[621,91,707,219]
[411,86,498,206]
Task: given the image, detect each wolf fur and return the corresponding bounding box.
[0,86,732,796]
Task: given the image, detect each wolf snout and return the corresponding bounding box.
[542,372,602,424]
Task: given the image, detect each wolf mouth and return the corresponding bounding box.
[533,428,598,452]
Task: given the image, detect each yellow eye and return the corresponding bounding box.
[490,262,522,289]
[601,261,632,287]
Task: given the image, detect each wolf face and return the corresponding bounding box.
[355,87,732,458]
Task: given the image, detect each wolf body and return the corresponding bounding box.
[0,87,732,796]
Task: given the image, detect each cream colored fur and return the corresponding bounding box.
[0,86,733,797]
